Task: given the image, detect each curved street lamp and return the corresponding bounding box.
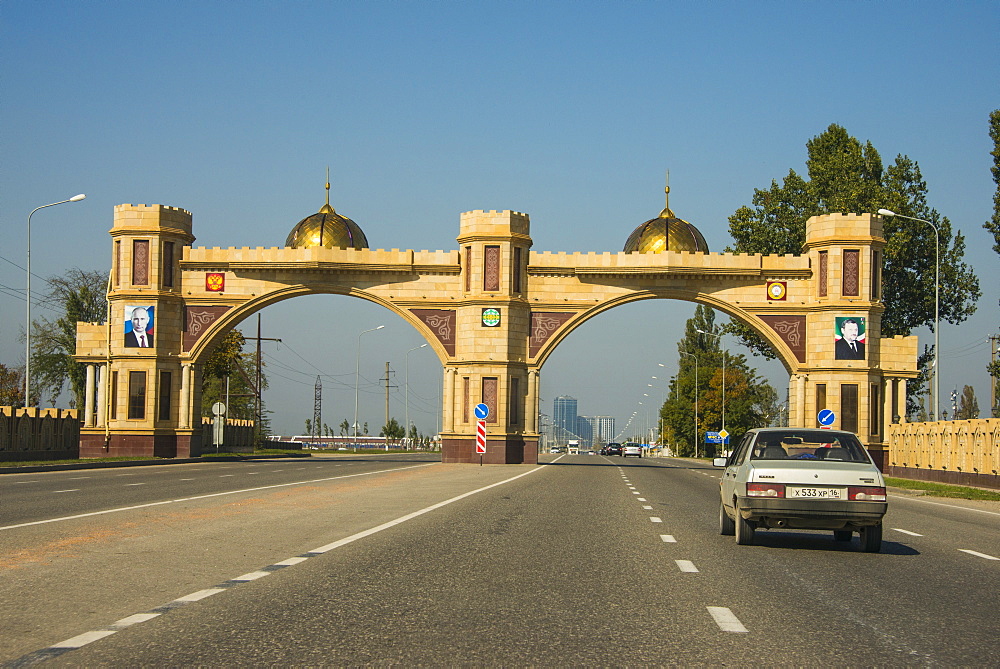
[878,209,940,420]
[696,328,726,434]
[25,194,86,405]
[405,343,428,446]
[678,349,699,457]
[354,325,385,444]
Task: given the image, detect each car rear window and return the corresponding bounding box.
[749,432,869,462]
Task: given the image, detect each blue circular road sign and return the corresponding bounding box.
[817,409,836,426]
[474,403,490,420]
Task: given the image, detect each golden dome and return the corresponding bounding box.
[285,178,369,249]
[623,182,709,254]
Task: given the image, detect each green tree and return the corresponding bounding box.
[200,330,263,420]
[661,306,777,457]
[304,418,313,436]
[380,417,405,443]
[726,124,980,414]
[984,110,1000,415]
[955,385,979,420]
[0,363,24,406]
[30,269,107,407]
[339,419,349,436]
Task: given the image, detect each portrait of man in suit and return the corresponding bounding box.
[835,317,865,360]
[124,306,154,348]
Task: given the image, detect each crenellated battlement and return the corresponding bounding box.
[182,245,459,268]
[112,203,193,234]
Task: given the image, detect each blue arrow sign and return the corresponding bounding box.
[818,409,836,426]
[474,403,490,420]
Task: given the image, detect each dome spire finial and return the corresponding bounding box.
[320,166,336,214]
[659,169,675,218]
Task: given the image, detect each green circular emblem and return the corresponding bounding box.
[482,308,501,327]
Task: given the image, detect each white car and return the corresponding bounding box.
[622,443,643,458]
[714,428,887,552]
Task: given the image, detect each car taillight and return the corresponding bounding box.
[849,486,886,501]
[746,483,785,498]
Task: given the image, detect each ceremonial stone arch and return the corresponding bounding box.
[75,203,917,466]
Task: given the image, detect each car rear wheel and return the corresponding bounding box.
[860,522,882,553]
[734,504,755,545]
[833,530,853,542]
[719,502,735,535]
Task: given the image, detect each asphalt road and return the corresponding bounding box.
[2,453,998,666]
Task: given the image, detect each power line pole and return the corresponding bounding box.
[990,334,999,418]
[240,314,281,445]
[313,376,322,441]
[381,362,397,449]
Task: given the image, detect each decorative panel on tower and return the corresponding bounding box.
[484,246,500,292]
[132,240,149,286]
[842,250,860,297]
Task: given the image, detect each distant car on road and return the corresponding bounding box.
[604,443,623,456]
[715,428,887,552]
[622,443,643,458]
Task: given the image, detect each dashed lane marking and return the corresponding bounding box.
[650,517,663,523]
[643,505,653,510]
[959,549,999,561]
[660,534,676,543]
[53,489,79,494]
[5,462,551,666]
[707,606,748,633]
[892,528,923,536]
[676,560,699,573]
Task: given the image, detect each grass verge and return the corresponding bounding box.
[885,476,1000,501]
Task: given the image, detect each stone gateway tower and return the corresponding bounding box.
[75,188,918,466]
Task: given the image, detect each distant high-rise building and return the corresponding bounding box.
[579,415,616,447]
[552,396,578,441]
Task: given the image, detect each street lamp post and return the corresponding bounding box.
[878,209,940,420]
[25,194,86,405]
[679,349,699,457]
[405,343,428,448]
[696,329,726,434]
[354,325,385,445]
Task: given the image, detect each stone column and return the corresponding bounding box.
[84,364,96,427]
[96,364,108,428]
[897,379,907,424]
[442,367,456,433]
[526,369,539,434]
[796,375,807,428]
[883,377,894,435]
[180,363,191,429]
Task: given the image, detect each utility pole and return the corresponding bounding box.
[381,362,397,446]
[990,334,999,418]
[239,314,281,445]
[313,376,322,442]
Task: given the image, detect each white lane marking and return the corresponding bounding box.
[220,475,235,478]
[0,463,437,532]
[179,478,195,481]
[660,534,676,543]
[67,476,91,480]
[124,483,146,487]
[637,497,647,501]
[632,492,641,495]
[643,505,653,510]
[273,557,308,566]
[308,465,547,554]
[53,489,80,493]
[13,480,40,484]
[889,494,1000,517]
[51,630,117,648]
[650,517,663,523]
[708,606,748,632]
[628,486,636,489]
[959,549,1000,561]
[175,588,226,602]
[676,560,699,573]
[892,528,923,536]
[232,571,271,581]
[114,613,161,627]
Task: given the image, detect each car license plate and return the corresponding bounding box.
[787,486,845,499]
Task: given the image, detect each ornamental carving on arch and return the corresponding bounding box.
[183,305,232,351]
[529,312,574,357]
[759,314,806,363]
[410,309,456,356]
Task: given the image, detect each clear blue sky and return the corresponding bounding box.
[2,1,998,436]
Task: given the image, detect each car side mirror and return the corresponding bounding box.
[713,457,728,468]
